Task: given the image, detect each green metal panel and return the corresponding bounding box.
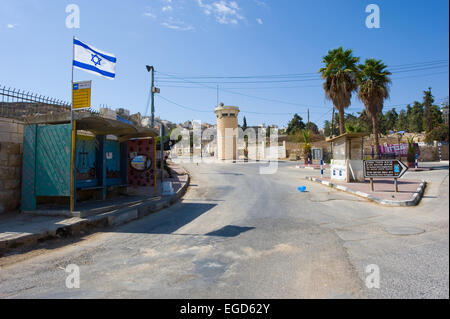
[21,125,37,211]
[35,124,71,196]
[105,139,120,174]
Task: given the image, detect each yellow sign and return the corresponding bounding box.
[72,81,91,109]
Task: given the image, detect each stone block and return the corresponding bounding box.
[0,166,15,179]
[6,143,21,155]
[0,149,8,161]
[8,154,22,167]
[0,121,18,134]
[3,179,20,190]
[0,132,10,143]
[9,133,22,144]
[0,189,15,202]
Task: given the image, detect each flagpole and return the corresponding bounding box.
[70,36,76,212]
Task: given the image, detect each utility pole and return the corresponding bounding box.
[307,108,310,126]
[146,65,159,128]
[331,107,335,137]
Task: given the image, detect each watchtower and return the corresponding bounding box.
[215,104,240,161]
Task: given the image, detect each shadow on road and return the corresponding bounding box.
[205,225,255,238]
[116,202,218,235]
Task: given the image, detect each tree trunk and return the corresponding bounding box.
[339,108,345,135]
[372,116,380,159]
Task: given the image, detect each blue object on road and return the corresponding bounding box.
[298,186,307,192]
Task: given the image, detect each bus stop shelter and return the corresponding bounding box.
[21,113,158,212]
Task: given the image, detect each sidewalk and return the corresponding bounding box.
[0,163,190,255]
[306,176,426,207]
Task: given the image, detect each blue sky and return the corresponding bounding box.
[0,0,448,128]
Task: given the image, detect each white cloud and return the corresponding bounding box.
[143,8,157,18]
[161,17,194,31]
[253,0,268,8]
[256,18,263,25]
[162,5,173,12]
[197,0,245,25]
[6,24,18,29]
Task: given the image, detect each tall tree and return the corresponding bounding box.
[305,122,319,135]
[423,88,434,132]
[357,58,392,158]
[422,88,442,132]
[408,101,424,133]
[357,110,372,132]
[242,116,248,131]
[319,47,360,135]
[396,110,408,131]
[286,113,306,135]
[323,120,333,137]
[383,108,398,133]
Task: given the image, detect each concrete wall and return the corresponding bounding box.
[0,117,24,214]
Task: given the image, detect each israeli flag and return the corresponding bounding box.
[73,38,116,80]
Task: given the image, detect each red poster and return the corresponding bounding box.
[127,138,156,187]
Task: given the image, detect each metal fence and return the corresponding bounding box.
[0,85,71,121]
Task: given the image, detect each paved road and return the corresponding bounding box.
[0,161,448,298]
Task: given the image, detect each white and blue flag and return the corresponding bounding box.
[73,38,116,80]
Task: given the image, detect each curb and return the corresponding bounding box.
[305,176,426,207]
[0,168,190,255]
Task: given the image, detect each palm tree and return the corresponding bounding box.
[319,47,360,135]
[357,58,392,158]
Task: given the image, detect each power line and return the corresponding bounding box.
[156,70,328,108]
[155,68,448,112]
[156,59,448,80]
[157,95,211,113]
[154,60,448,121]
[157,94,323,116]
[157,69,448,91]
[157,64,447,84]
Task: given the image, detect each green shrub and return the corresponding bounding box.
[406,136,416,163]
[425,124,449,142]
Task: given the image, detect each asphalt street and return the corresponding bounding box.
[0,161,448,298]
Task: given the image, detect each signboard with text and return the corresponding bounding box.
[380,143,420,157]
[72,81,91,110]
[363,160,408,179]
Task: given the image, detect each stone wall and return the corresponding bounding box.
[439,143,449,160]
[0,117,23,214]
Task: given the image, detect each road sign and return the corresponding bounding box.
[72,81,91,110]
[363,160,408,179]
